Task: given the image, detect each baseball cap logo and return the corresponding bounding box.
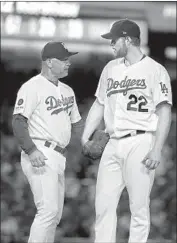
[123,31,127,34]
[61,42,66,48]
[60,42,69,52]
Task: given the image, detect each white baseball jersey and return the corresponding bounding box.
[95,56,172,138]
[13,74,81,147]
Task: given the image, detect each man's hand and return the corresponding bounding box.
[82,140,104,160]
[28,149,48,167]
[142,149,161,170]
[82,130,110,160]
[81,137,88,147]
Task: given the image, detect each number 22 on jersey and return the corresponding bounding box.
[127,94,148,112]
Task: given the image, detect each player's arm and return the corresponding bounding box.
[12,114,47,167]
[81,98,104,145]
[82,65,108,145]
[144,102,172,170]
[153,66,173,152]
[12,83,47,167]
[70,91,83,132]
[154,101,172,152]
[71,118,84,134]
[82,65,107,146]
[12,114,37,155]
[67,91,84,146]
[143,66,172,170]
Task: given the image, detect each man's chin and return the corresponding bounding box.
[117,54,126,59]
[59,71,68,78]
[113,52,123,59]
[114,54,122,59]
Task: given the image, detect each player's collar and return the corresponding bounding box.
[48,79,59,87]
[140,54,146,61]
[124,54,146,66]
[41,73,59,87]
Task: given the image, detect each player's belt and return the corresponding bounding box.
[120,130,146,139]
[44,141,67,157]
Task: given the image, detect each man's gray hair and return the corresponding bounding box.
[130,37,141,46]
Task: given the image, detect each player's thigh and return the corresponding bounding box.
[57,173,65,212]
[96,139,125,198]
[21,153,61,210]
[124,133,155,202]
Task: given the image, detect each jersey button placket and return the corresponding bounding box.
[114,93,120,137]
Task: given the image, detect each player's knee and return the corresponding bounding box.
[130,204,150,221]
[130,198,150,211]
[38,205,60,222]
[49,208,60,219]
[48,205,61,220]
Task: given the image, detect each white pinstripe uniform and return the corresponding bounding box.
[94,56,172,243]
[13,74,81,242]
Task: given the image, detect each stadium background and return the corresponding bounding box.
[0,2,176,243]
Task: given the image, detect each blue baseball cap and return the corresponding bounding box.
[101,19,140,40]
[41,41,78,61]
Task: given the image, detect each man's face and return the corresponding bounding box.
[110,37,128,58]
[50,57,71,78]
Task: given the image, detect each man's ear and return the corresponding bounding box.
[46,59,52,68]
[125,36,132,45]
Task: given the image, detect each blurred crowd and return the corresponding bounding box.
[0,59,176,243]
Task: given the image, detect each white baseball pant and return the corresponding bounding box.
[94,132,155,243]
[21,140,66,243]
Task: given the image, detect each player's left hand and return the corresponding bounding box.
[142,149,161,170]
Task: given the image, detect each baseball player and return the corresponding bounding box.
[82,19,172,243]
[12,41,82,243]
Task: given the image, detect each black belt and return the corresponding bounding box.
[44,141,67,157]
[121,130,146,139]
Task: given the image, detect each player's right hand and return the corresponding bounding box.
[28,149,48,167]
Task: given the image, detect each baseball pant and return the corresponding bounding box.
[21,140,66,243]
[94,132,155,243]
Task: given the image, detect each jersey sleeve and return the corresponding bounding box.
[70,92,81,124]
[13,82,39,119]
[152,65,172,107]
[95,65,108,105]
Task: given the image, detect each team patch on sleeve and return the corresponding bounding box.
[14,98,25,113]
[159,82,168,96]
[17,98,24,105]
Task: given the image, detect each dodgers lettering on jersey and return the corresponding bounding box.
[45,95,74,115]
[95,56,172,138]
[13,74,81,147]
[106,75,147,96]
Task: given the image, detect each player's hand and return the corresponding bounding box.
[142,149,161,170]
[28,149,48,167]
[81,136,89,147]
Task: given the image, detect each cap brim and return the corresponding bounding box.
[67,51,78,57]
[101,32,114,39]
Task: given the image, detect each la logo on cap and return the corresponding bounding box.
[123,31,127,34]
[61,42,65,48]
